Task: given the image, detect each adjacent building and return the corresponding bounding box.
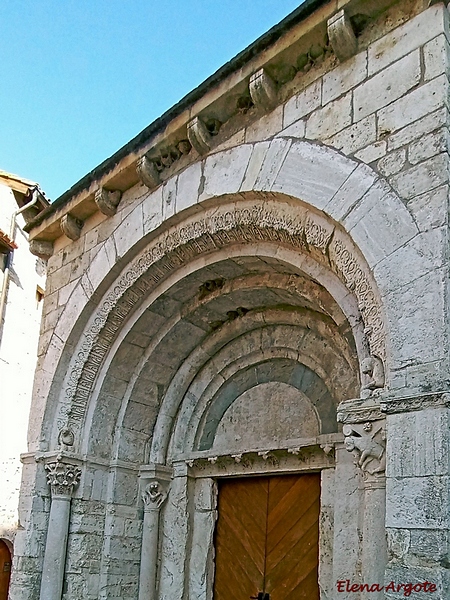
[0,173,48,599]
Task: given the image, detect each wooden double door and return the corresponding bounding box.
[214,473,320,600]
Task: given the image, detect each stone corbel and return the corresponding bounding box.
[327,9,357,62]
[94,187,122,217]
[29,239,54,259]
[187,117,212,155]
[136,155,161,189]
[61,213,84,241]
[249,68,277,111]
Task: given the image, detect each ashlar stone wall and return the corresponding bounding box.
[10,1,450,599]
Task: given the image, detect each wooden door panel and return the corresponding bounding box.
[0,541,11,600]
[213,473,320,600]
[266,474,320,600]
[214,477,267,600]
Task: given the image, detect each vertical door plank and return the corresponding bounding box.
[266,473,320,600]
[214,477,268,600]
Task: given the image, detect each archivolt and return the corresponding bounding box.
[54,195,386,449]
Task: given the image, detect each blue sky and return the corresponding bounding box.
[1,1,303,200]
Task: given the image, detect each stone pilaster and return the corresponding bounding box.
[338,398,387,600]
[138,464,171,600]
[39,460,81,600]
[381,392,450,599]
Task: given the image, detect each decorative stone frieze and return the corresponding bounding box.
[29,238,54,259]
[327,9,357,62]
[60,213,84,241]
[94,187,122,217]
[249,68,277,110]
[380,391,450,414]
[187,117,212,155]
[337,397,384,424]
[45,460,81,497]
[181,437,339,478]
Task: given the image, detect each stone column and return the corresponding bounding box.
[381,392,450,599]
[39,460,81,600]
[338,399,387,600]
[138,465,171,600]
[188,478,217,600]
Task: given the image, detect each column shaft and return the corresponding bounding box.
[138,509,161,600]
[39,495,71,600]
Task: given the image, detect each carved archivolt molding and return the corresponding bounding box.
[57,199,386,438]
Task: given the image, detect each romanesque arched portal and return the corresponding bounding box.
[12,1,450,597]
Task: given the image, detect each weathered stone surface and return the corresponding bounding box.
[368,4,448,75]
[327,114,376,156]
[322,51,367,105]
[306,92,352,139]
[354,50,421,122]
[386,475,450,529]
[378,74,448,134]
[200,144,252,200]
[283,79,321,127]
[272,140,356,209]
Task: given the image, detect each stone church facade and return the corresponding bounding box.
[11,0,450,598]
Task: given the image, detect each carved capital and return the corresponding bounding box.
[45,461,81,497]
[61,214,84,241]
[343,421,386,479]
[29,239,54,259]
[249,68,277,110]
[136,156,160,189]
[95,187,122,217]
[327,9,357,62]
[187,117,212,155]
[142,480,169,512]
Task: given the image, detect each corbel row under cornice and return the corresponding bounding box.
[27,0,412,256]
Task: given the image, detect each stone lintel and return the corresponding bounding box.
[337,397,384,424]
[94,187,122,217]
[381,391,450,414]
[29,239,54,259]
[249,68,277,111]
[327,9,357,62]
[60,213,84,241]
[136,155,161,189]
[187,117,212,155]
